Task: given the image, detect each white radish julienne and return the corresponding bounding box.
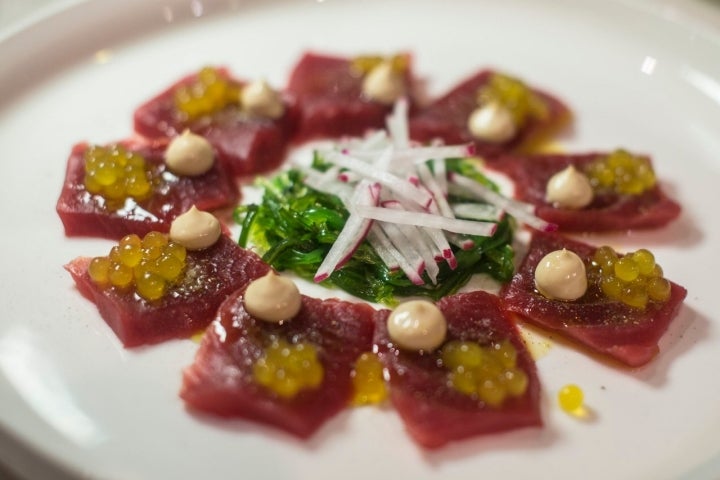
[377,221,429,284]
[298,98,552,284]
[355,205,496,237]
[313,180,380,282]
[416,161,455,218]
[401,200,457,269]
[451,203,504,222]
[386,99,410,149]
[449,173,557,232]
[323,150,433,208]
[379,200,441,284]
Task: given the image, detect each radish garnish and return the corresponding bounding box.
[399,224,439,284]
[355,205,497,237]
[365,225,401,272]
[338,171,361,183]
[450,172,557,232]
[389,198,457,270]
[406,145,474,164]
[420,220,457,269]
[386,97,410,148]
[446,233,476,251]
[376,222,427,285]
[417,162,455,218]
[291,100,526,287]
[372,145,395,174]
[355,130,389,151]
[313,181,379,283]
[451,203,503,222]
[303,168,353,202]
[345,146,471,172]
[323,150,433,209]
[432,158,448,197]
[378,200,441,284]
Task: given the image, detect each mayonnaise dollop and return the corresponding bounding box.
[362,61,406,105]
[164,130,215,176]
[244,271,302,323]
[545,165,594,209]
[241,79,285,119]
[467,101,517,143]
[534,249,587,301]
[169,205,222,250]
[387,300,447,352]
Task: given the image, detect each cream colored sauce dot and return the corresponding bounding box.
[387,300,447,352]
[164,130,215,176]
[169,205,221,251]
[467,101,517,143]
[362,61,406,105]
[534,249,587,301]
[241,79,285,119]
[244,271,302,323]
[545,165,594,209]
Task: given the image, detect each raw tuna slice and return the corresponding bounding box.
[409,69,570,156]
[133,68,296,175]
[500,231,687,367]
[374,291,542,449]
[287,52,416,142]
[56,139,239,240]
[65,235,270,347]
[180,290,377,439]
[486,152,681,231]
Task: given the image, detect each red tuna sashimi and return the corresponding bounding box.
[65,235,270,347]
[486,152,681,231]
[180,290,377,439]
[133,68,296,176]
[374,291,542,449]
[500,231,687,367]
[287,52,416,142]
[409,69,570,157]
[56,139,239,240]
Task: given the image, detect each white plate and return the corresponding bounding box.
[1,0,720,479]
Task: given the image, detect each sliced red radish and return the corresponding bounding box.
[450,172,556,232]
[313,180,379,282]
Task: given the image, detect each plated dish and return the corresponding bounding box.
[1,0,720,479]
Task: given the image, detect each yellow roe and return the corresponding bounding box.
[558,384,584,413]
[84,144,152,205]
[477,73,549,127]
[350,54,408,75]
[88,232,187,301]
[174,67,241,120]
[253,336,324,399]
[88,257,112,285]
[588,245,671,309]
[585,149,656,196]
[441,339,529,407]
[351,352,387,406]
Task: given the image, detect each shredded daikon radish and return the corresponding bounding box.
[451,202,503,222]
[450,172,557,231]
[365,225,401,271]
[323,150,433,208]
[376,222,426,285]
[355,205,497,237]
[416,162,455,218]
[386,98,410,148]
[301,99,528,284]
[313,181,379,282]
